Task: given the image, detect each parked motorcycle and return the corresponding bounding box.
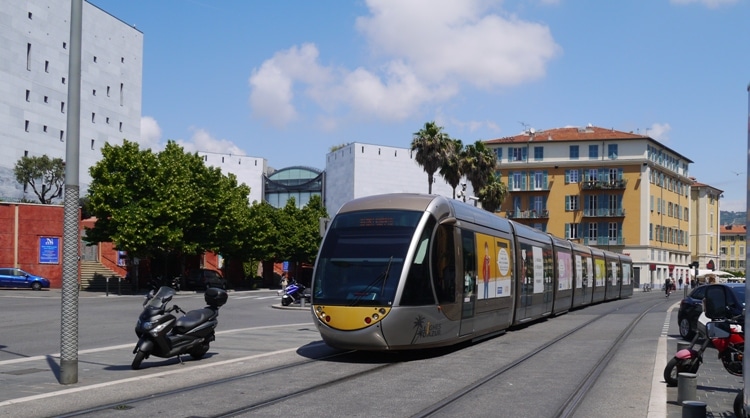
[131,286,228,370]
[281,279,307,306]
[663,315,744,386]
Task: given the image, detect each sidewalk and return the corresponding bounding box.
[665,308,744,418]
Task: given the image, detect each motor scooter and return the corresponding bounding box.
[131,286,228,370]
[663,314,743,386]
[281,279,307,306]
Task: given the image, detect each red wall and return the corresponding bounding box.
[0,203,65,288]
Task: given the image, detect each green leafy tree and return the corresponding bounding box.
[439,139,464,199]
[411,121,451,194]
[477,176,508,213]
[13,155,65,204]
[85,140,251,262]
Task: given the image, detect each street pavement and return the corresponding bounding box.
[0,287,746,417]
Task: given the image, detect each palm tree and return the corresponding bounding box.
[439,139,464,199]
[477,175,508,212]
[461,140,496,196]
[411,121,451,194]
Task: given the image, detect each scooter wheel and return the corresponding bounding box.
[281,296,292,306]
[189,343,210,360]
[735,389,746,418]
[132,350,147,370]
[663,357,695,387]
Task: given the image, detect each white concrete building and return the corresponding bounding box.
[324,142,474,216]
[0,0,143,200]
[198,151,268,205]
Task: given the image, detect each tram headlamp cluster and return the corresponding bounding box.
[315,306,331,323]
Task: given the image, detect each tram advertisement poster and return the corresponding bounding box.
[610,261,619,285]
[557,251,572,290]
[594,258,605,287]
[475,233,512,300]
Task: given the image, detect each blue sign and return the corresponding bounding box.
[282,261,289,272]
[39,237,60,264]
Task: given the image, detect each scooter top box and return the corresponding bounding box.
[205,287,228,307]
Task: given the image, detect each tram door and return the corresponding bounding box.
[459,229,476,336]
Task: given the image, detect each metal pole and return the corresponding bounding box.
[60,0,82,385]
[743,81,749,417]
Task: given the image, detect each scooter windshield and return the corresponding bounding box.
[144,286,176,309]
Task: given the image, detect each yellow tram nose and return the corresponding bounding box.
[314,305,390,331]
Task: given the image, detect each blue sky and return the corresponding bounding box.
[88,0,749,212]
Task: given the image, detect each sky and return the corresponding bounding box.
[88,0,750,212]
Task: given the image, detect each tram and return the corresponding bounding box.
[311,193,633,351]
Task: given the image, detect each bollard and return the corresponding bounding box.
[681,400,706,418]
[677,373,698,404]
[677,341,691,352]
[106,276,109,297]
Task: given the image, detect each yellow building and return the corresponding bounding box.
[720,224,746,275]
[484,125,712,288]
[690,179,723,276]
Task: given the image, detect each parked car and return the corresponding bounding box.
[677,283,745,340]
[0,268,51,290]
[183,268,227,290]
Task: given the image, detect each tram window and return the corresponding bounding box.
[402,217,436,306]
[432,224,456,304]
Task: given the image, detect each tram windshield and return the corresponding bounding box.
[312,209,423,306]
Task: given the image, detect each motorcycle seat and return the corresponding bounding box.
[173,308,216,334]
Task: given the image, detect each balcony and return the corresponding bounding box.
[507,209,549,219]
[583,236,624,246]
[581,179,627,190]
[582,208,626,217]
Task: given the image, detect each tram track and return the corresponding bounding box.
[11,293,668,418]
[411,295,665,418]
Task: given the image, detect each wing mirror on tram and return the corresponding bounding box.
[440,217,457,225]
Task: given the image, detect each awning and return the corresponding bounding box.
[688,269,734,279]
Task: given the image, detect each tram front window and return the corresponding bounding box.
[313,210,422,306]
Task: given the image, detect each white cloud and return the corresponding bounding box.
[139,116,163,150]
[647,123,671,143]
[248,0,560,128]
[177,128,245,156]
[670,0,739,9]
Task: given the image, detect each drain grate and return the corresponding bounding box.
[1,368,47,376]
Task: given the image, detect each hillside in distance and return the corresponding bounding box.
[721,211,746,226]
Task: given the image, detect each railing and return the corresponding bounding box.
[507,209,549,219]
[582,208,626,217]
[583,236,624,246]
[508,184,551,192]
[581,179,627,190]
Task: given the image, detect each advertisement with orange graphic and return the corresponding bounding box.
[476,233,512,300]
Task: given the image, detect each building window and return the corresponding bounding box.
[25,90,30,101]
[28,12,32,19]
[62,77,66,84]
[92,112,95,123]
[106,117,110,124]
[119,122,123,132]
[569,145,579,160]
[534,146,543,161]
[588,223,598,241]
[61,102,65,113]
[588,144,598,159]
[45,60,49,72]
[44,95,48,103]
[121,57,125,63]
[90,139,95,150]
[24,120,29,132]
[566,223,579,239]
[43,125,47,132]
[566,169,579,184]
[63,41,67,49]
[93,89,96,96]
[566,196,579,211]
[510,147,527,162]
[93,56,97,63]
[533,171,545,190]
[494,148,502,161]
[26,43,31,70]
[60,130,64,141]
[608,144,618,159]
[120,83,124,106]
